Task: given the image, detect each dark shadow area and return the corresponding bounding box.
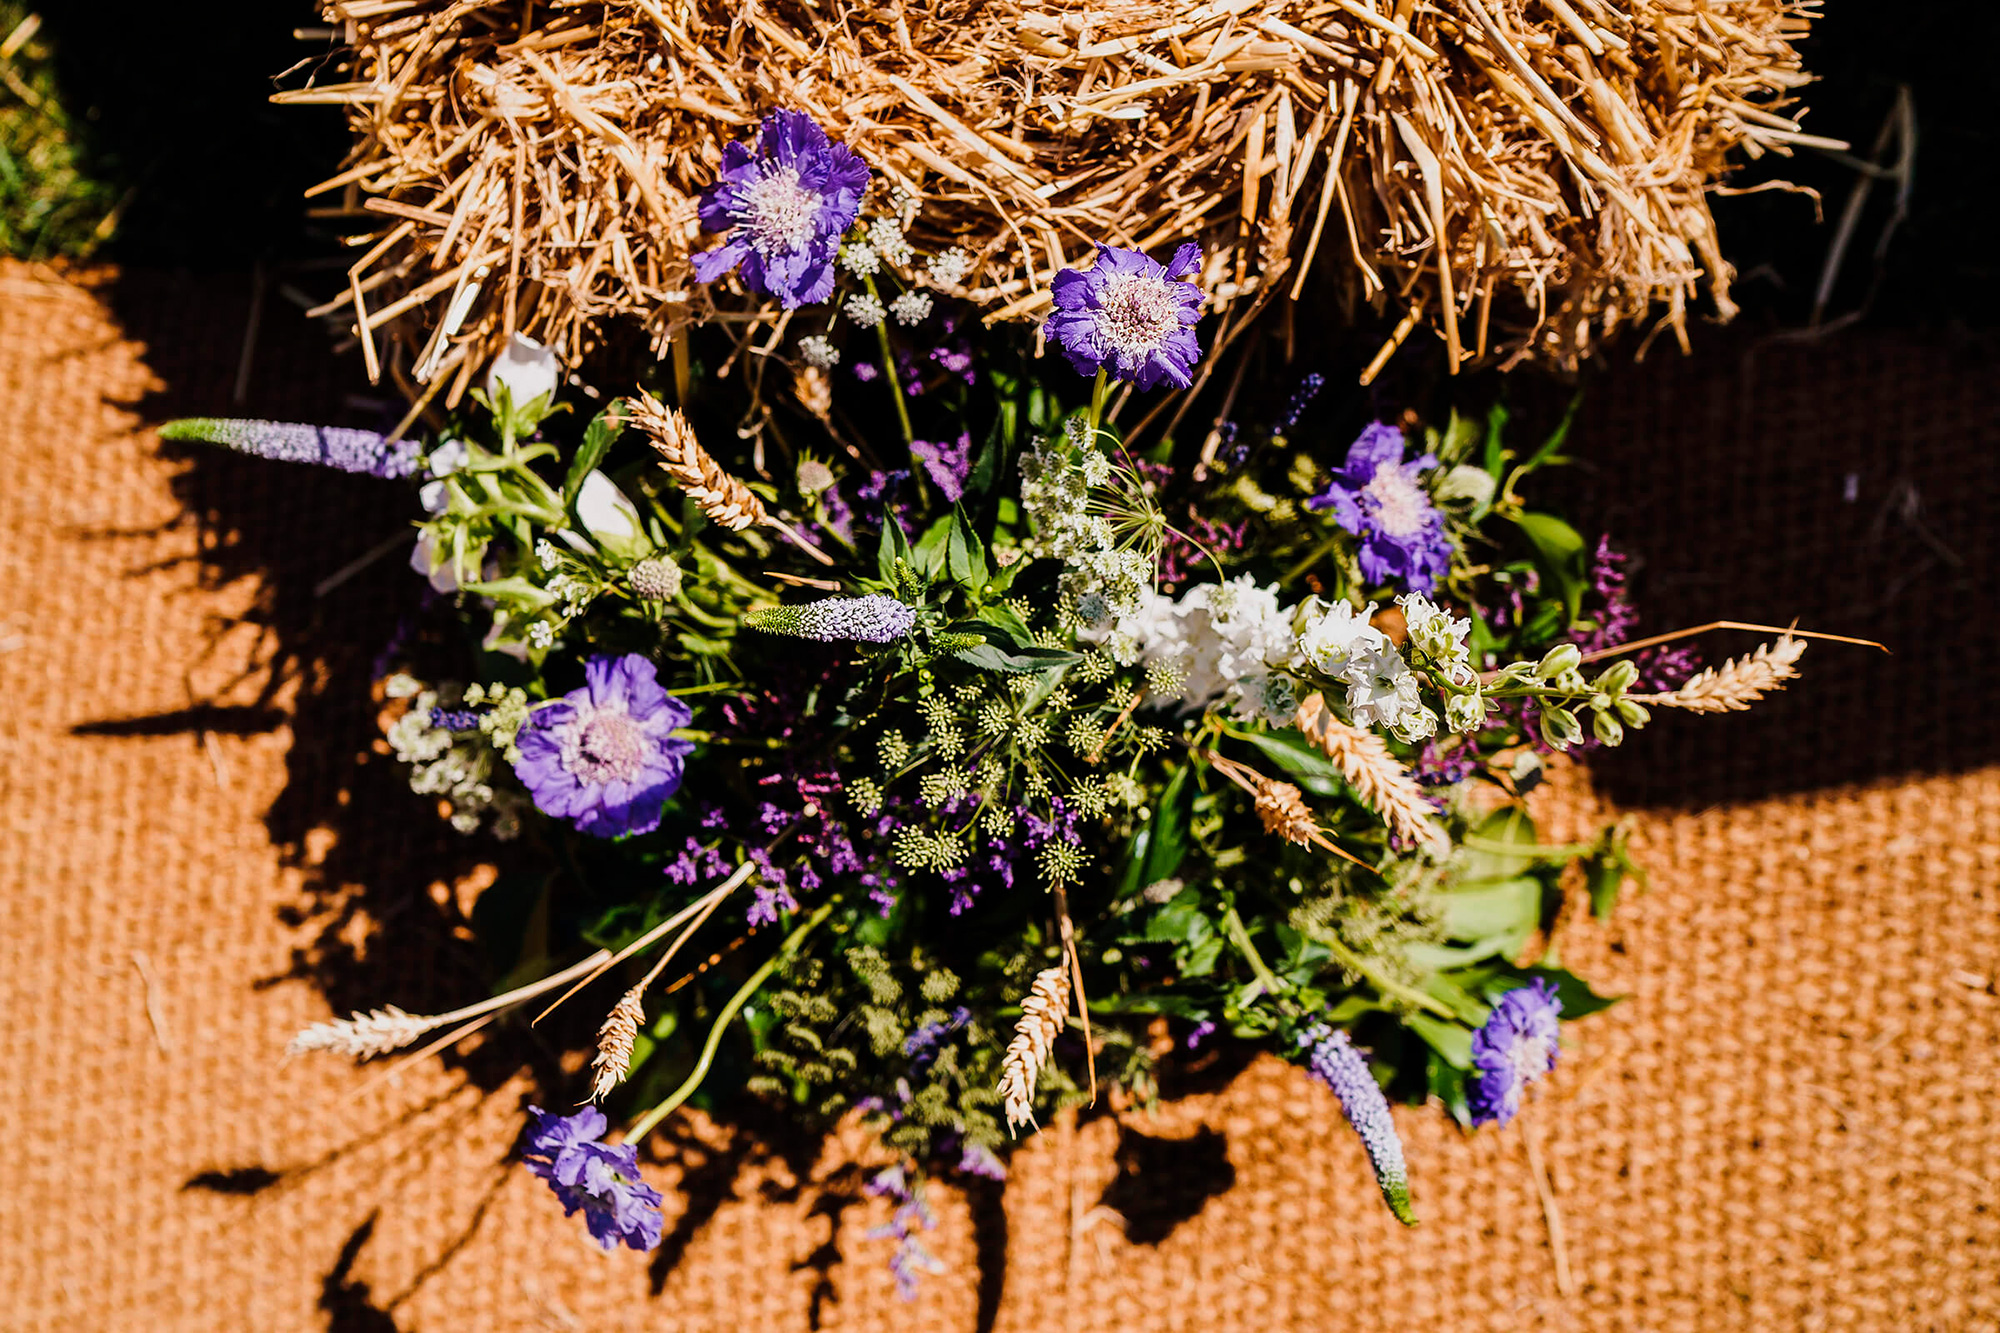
[963,1175,1009,1333]
[181,1166,282,1196]
[1097,1124,1236,1246]
[320,1213,401,1333]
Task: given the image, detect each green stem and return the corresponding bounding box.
[1086,368,1110,440]
[865,276,914,446]
[1280,534,1343,587]
[1221,905,1292,1010]
[1311,928,1457,1020]
[624,901,835,1142]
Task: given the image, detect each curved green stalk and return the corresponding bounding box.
[625,900,835,1142]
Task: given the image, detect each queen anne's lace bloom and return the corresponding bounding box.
[523,1106,664,1251]
[692,110,870,308]
[1043,242,1204,390]
[1468,978,1563,1126]
[511,654,694,838]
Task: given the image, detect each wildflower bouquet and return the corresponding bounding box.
[172,111,1829,1278]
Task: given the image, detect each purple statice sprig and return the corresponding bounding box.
[1305,421,1452,593]
[522,1106,664,1252]
[160,418,420,479]
[1297,1024,1417,1225]
[865,1164,945,1300]
[1468,978,1562,1127]
[692,110,870,308]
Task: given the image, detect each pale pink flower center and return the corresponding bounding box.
[1094,273,1181,356]
[1364,460,1427,536]
[740,165,820,255]
[565,705,649,785]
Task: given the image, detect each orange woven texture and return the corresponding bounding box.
[2,260,1996,1330]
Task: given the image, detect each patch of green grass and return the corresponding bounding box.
[0,6,123,260]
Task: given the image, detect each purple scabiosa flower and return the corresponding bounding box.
[1298,1024,1416,1224]
[159,418,420,479]
[910,432,973,502]
[1044,242,1204,390]
[522,1106,664,1252]
[744,594,916,644]
[512,654,694,838]
[1468,979,1563,1127]
[1305,421,1452,593]
[691,110,870,308]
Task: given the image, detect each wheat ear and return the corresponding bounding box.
[628,393,768,531]
[999,966,1071,1135]
[1638,635,1806,713]
[288,1006,436,1058]
[1295,693,1449,855]
[589,991,646,1102]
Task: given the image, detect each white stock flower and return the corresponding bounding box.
[1398,592,1475,686]
[559,471,645,557]
[1103,576,1295,722]
[485,333,560,410]
[426,438,468,477]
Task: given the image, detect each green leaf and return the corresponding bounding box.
[1459,806,1540,880]
[1584,823,1646,919]
[913,514,954,579]
[563,402,626,507]
[946,504,990,590]
[1427,1048,1473,1127]
[876,512,912,585]
[1236,729,1346,798]
[977,602,1034,645]
[1510,511,1588,624]
[1500,965,1621,1020]
[1481,402,1511,477]
[1408,1012,1475,1069]
[1518,394,1579,475]
[1440,877,1542,942]
[1118,765,1192,898]
[952,642,1081,674]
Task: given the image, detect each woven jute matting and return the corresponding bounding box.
[2,260,1995,1332]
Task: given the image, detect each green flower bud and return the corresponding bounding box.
[1597,659,1639,694]
[1592,709,1625,746]
[1539,705,1582,750]
[1537,643,1582,679]
[1616,698,1651,727]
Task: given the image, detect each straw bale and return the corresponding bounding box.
[293,0,1824,387]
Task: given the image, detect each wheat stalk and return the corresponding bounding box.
[999,966,1072,1135]
[288,1006,436,1058]
[628,392,768,531]
[1295,693,1449,855]
[1638,635,1806,713]
[1202,749,1373,870]
[589,990,646,1102]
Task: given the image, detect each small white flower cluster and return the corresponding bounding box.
[1398,592,1486,733]
[868,215,915,268]
[382,677,526,838]
[890,290,933,326]
[925,247,972,289]
[839,243,882,277]
[1293,599,1438,742]
[1018,423,1151,620]
[1103,576,1297,723]
[797,334,840,368]
[844,292,886,326]
[546,573,595,618]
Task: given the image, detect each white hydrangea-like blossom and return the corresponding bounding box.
[1102,576,1297,723]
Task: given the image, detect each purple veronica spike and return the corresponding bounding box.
[159,418,420,479]
[522,1106,664,1252]
[692,110,870,308]
[1298,1024,1416,1224]
[743,594,915,644]
[1468,978,1563,1127]
[512,654,694,839]
[1043,242,1204,390]
[1304,421,1452,593]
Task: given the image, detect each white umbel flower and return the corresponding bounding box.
[889,290,933,326]
[844,292,886,326]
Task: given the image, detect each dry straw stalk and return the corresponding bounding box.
[294,0,1824,390]
[628,392,767,530]
[1638,634,1806,712]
